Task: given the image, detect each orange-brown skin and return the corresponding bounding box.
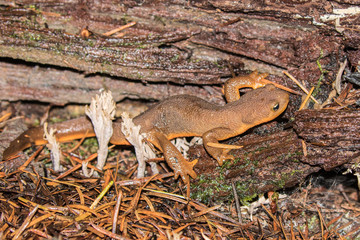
[3,72,289,183]
[223,70,268,102]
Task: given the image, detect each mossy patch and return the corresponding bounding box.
[191,156,261,204]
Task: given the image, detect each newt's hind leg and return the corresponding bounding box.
[202,128,240,166]
[148,131,197,183]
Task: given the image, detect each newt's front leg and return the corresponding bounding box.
[202,128,238,166]
[148,131,198,183]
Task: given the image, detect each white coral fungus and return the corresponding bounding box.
[43,122,62,172]
[85,91,116,176]
[121,112,158,179]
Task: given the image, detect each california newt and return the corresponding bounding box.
[3,72,289,183]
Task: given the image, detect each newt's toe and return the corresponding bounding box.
[216,149,234,166]
[173,158,198,184]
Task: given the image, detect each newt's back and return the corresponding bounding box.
[134,85,289,139]
[134,95,223,137]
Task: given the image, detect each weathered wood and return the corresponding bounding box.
[294,109,360,169]
[1,0,358,91]
[0,3,241,85]
[0,61,224,105]
[191,108,360,201]
[191,129,320,202]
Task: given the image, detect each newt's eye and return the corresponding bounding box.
[272,103,280,111]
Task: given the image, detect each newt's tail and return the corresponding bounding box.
[3,116,131,160]
[3,128,45,160]
[3,117,97,160]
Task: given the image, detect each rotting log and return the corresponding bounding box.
[190,129,320,202]
[191,108,360,202]
[1,1,359,104]
[0,61,224,105]
[294,109,360,170]
[0,3,241,85]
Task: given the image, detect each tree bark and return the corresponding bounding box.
[0,61,223,105]
[0,0,358,103]
[191,108,360,201]
[294,109,360,170]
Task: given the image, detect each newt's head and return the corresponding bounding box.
[241,84,289,125]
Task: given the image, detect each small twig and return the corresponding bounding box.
[90,222,131,240]
[75,180,114,221]
[115,172,174,186]
[0,112,11,122]
[338,184,352,206]
[21,171,84,189]
[28,213,53,228]
[103,22,136,37]
[112,190,123,235]
[317,206,325,239]
[91,180,114,209]
[334,59,348,94]
[261,204,281,228]
[121,175,158,218]
[173,223,196,234]
[18,146,44,171]
[12,205,39,240]
[231,182,242,223]
[278,217,289,240]
[63,152,101,173]
[55,164,82,180]
[0,116,24,128]
[220,17,242,27]
[283,71,320,104]
[260,78,301,95]
[301,140,308,157]
[299,86,315,110]
[27,229,52,239]
[67,130,89,153]
[192,205,222,218]
[297,226,306,240]
[76,187,85,205]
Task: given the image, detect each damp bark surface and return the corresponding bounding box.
[0,0,359,103]
[190,108,360,202]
